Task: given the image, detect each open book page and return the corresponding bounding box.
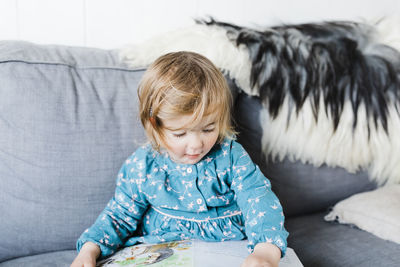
[97,240,303,267]
[96,241,194,267]
[193,240,303,267]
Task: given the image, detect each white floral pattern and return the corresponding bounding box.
[77,139,288,258]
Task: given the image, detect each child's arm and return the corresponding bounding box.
[241,242,281,267]
[70,242,100,267]
[75,151,150,259]
[229,141,288,257]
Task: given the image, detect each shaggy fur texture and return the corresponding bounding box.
[120,23,252,92]
[120,18,400,185]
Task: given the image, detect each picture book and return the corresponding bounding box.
[96,240,303,267]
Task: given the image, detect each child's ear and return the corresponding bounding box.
[150,116,156,127]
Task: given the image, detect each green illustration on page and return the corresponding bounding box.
[96,240,193,267]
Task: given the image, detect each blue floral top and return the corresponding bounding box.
[77,139,288,258]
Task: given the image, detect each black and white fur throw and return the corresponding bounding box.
[120,17,400,185]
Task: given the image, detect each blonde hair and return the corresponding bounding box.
[138,51,235,151]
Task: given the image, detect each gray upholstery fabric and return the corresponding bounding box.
[0,250,76,267]
[0,41,147,262]
[233,93,377,217]
[285,212,400,267]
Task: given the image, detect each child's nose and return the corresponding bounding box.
[189,134,203,151]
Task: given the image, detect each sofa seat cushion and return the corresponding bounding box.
[285,212,400,267]
[0,250,76,267]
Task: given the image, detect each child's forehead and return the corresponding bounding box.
[163,114,217,131]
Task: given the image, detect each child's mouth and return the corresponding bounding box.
[186,154,200,159]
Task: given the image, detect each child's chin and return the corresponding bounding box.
[186,159,201,165]
[184,154,202,164]
[170,155,201,165]
[179,159,199,165]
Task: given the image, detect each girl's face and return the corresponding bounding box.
[161,114,219,165]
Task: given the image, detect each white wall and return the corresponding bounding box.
[0,0,398,49]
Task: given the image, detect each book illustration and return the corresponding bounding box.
[96,240,303,267]
[97,240,193,267]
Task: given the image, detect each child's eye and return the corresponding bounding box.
[203,128,215,133]
[173,132,186,138]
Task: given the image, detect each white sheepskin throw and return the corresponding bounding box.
[120,23,253,94]
[325,185,400,244]
[120,17,400,185]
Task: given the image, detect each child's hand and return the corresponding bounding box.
[240,242,281,267]
[70,242,101,267]
[241,253,276,267]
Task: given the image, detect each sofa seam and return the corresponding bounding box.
[0,59,146,72]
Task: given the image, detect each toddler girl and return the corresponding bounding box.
[71,51,288,267]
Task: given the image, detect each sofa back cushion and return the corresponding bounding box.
[233,92,377,217]
[0,41,147,262]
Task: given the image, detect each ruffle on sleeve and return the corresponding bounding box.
[76,233,119,259]
[246,229,289,257]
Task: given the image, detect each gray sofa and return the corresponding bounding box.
[0,40,399,267]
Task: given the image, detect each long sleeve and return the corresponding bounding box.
[76,154,149,258]
[229,141,288,256]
